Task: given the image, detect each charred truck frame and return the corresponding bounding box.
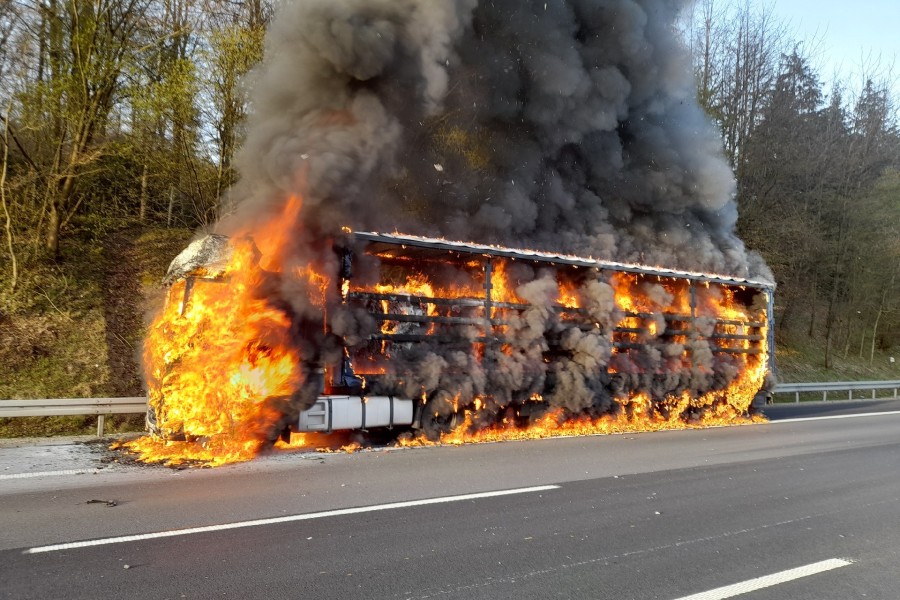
[287,232,775,439]
[162,231,774,442]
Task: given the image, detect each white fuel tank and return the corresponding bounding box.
[297,396,415,432]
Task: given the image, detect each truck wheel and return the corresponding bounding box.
[420,394,456,441]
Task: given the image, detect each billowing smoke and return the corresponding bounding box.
[187,0,775,439]
[224,0,770,280]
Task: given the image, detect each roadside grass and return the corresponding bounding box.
[773,338,900,403]
[775,339,900,382]
[0,223,193,437]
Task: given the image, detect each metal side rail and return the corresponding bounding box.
[773,381,900,403]
[0,397,148,436]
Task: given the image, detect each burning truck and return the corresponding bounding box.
[136,225,774,463]
[125,0,779,466]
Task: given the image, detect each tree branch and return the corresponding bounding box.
[1,101,18,291]
[0,112,40,173]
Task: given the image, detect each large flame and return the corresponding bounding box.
[121,197,307,466]
[120,216,769,466]
[348,258,769,450]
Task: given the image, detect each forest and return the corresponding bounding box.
[0,0,898,413]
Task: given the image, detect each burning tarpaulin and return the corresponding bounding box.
[124,0,774,466]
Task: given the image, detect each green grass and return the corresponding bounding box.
[0,314,110,398]
[0,223,193,437]
[0,232,113,399]
[772,337,900,403]
[775,338,900,383]
[132,227,197,286]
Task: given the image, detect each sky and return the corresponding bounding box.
[761,0,899,96]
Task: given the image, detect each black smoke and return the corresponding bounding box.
[225,0,770,281]
[208,0,772,431]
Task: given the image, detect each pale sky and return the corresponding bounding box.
[764,0,899,96]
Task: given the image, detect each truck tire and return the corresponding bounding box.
[420,393,456,441]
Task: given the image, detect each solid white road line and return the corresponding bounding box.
[0,469,104,480]
[23,484,560,554]
[672,558,853,600]
[769,410,900,424]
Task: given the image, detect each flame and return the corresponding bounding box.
[489,262,521,304]
[119,196,310,466]
[120,219,770,465]
[395,273,770,449]
[398,354,768,449]
[354,251,769,451]
[397,406,765,449]
[557,279,581,309]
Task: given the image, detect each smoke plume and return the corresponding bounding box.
[224,0,770,280]
[185,0,775,439]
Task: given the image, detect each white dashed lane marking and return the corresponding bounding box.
[24,484,560,554]
[672,558,854,600]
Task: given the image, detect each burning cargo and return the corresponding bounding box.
[138,228,773,462]
[313,230,773,438]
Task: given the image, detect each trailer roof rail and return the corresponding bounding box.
[353,231,775,291]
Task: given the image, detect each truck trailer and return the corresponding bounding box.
[159,231,775,443]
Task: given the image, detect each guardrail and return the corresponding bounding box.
[773,381,900,403]
[0,397,147,436]
[3,383,899,435]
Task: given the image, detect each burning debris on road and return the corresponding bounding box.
[121,0,775,467]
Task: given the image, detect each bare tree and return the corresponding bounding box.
[687,0,789,174]
[1,102,17,291]
[0,0,149,256]
[9,0,151,257]
[0,3,16,86]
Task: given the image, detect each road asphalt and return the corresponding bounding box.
[2,399,899,599]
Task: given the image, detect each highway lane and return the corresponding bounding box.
[2,402,899,599]
[762,397,900,421]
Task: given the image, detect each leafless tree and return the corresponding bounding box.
[1,101,17,291]
[687,0,789,175]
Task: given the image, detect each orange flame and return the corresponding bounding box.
[119,196,309,466]
[396,273,770,448]
[398,356,768,449]
[121,217,770,465]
